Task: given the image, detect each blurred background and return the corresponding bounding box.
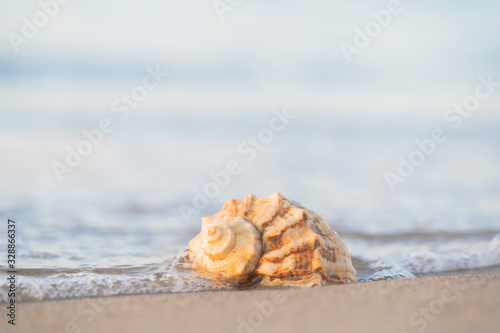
[0,0,499,285]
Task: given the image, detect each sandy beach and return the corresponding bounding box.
[4,271,499,333]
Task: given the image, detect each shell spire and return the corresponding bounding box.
[188,216,262,285]
[188,192,357,287]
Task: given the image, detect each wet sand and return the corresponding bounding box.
[3,273,500,333]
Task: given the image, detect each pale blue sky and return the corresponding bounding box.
[0,0,499,123]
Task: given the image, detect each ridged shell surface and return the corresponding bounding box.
[188,192,357,287]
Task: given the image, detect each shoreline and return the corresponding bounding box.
[3,273,500,333]
[414,263,500,278]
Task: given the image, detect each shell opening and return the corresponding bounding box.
[203,224,236,260]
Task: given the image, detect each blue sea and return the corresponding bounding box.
[1,0,500,302]
[1,114,499,301]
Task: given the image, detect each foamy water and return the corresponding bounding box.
[2,233,500,301]
[1,117,499,301]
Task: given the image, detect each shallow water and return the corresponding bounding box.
[1,116,500,301]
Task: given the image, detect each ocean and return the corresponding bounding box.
[1,113,499,301]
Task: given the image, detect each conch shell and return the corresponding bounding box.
[188,192,358,287]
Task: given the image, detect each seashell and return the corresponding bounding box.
[188,192,358,287]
